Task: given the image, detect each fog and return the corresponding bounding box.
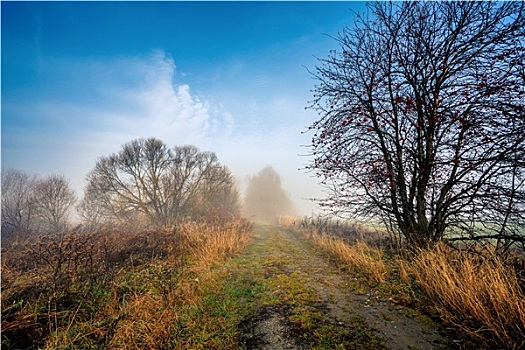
[243,166,297,221]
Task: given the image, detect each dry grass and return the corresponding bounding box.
[1,219,252,349]
[297,221,525,349]
[312,233,388,283]
[180,220,252,269]
[411,243,525,349]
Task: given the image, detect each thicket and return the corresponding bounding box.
[1,219,252,349]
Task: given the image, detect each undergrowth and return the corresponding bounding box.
[1,219,252,349]
[282,215,525,350]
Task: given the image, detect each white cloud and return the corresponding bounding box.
[93,50,229,145]
[3,50,237,194]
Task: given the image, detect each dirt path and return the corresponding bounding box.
[231,224,453,350]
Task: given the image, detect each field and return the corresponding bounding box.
[2,218,525,349]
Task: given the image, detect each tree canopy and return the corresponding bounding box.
[308,2,525,249]
[82,138,240,228]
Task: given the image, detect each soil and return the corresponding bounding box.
[238,224,456,350]
[240,305,302,350]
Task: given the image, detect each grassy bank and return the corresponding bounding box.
[1,220,252,349]
[283,216,525,350]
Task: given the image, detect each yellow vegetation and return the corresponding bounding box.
[300,225,525,349]
[1,219,252,349]
[412,243,525,349]
[312,233,388,283]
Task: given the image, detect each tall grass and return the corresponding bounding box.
[412,244,525,349]
[1,219,252,349]
[292,217,525,349]
[179,220,252,268]
[312,233,388,283]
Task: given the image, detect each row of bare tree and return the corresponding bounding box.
[1,170,76,241]
[2,138,241,244]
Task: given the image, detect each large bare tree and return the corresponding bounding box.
[82,138,239,228]
[308,2,525,249]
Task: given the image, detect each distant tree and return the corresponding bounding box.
[76,184,108,231]
[244,166,296,221]
[1,169,38,241]
[82,138,239,228]
[308,2,525,249]
[33,174,77,232]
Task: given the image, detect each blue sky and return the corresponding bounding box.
[2,1,366,214]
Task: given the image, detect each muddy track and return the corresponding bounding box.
[235,224,453,350]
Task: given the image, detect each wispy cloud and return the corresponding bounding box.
[88,50,233,144]
[3,50,235,191]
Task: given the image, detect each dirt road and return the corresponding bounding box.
[230,224,453,350]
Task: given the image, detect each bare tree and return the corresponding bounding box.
[244,166,296,221]
[308,2,525,249]
[184,160,241,223]
[76,185,108,231]
[33,174,77,233]
[165,145,236,222]
[1,169,38,242]
[82,138,239,228]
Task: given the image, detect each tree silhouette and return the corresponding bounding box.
[244,166,296,221]
[82,138,239,228]
[1,169,38,240]
[308,2,525,250]
[33,174,77,232]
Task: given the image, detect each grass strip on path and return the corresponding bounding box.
[207,223,386,350]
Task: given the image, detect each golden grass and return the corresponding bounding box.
[312,233,388,283]
[180,220,252,269]
[411,243,525,349]
[302,227,525,349]
[104,294,173,350]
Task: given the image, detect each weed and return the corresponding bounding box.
[1,219,252,349]
[297,218,525,349]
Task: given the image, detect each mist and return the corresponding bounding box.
[243,166,297,221]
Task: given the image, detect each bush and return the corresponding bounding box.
[1,219,252,349]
